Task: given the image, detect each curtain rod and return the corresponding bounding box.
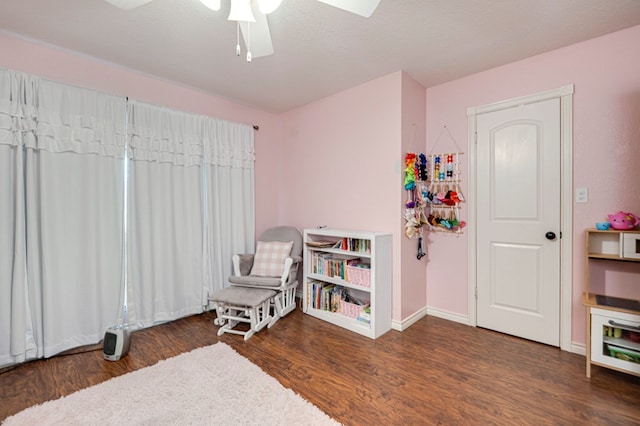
[124,96,259,131]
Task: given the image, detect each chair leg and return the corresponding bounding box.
[268,306,281,328]
[214,305,228,326]
[278,287,297,316]
[214,299,274,340]
[250,299,272,335]
[215,306,249,338]
[269,288,297,328]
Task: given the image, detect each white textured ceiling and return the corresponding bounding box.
[1,0,640,112]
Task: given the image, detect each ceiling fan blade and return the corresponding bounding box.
[104,0,154,10]
[238,1,274,58]
[316,0,381,17]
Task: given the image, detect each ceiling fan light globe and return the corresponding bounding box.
[104,0,153,10]
[258,0,282,14]
[316,0,381,18]
[228,0,256,22]
[199,0,221,11]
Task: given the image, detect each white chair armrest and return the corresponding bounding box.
[232,254,241,276]
[279,257,294,286]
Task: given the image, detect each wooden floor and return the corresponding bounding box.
[2,308,640,425]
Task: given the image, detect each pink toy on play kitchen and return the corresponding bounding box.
[607,211,639,230]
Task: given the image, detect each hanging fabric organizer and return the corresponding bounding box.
[403,125,466,257]
[424,151,466,234]
[425,125,466,234]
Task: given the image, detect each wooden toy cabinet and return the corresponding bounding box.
[303,228,392,339]
[583,229,640,378]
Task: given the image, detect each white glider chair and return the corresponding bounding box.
[209,226,302,339]
[228,226,303,326]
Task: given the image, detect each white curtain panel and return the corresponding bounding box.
[202,118,255,295]
[0,69,38,366]
[33,80,126,357]
[0,71,127,365]
[127,101,204,328]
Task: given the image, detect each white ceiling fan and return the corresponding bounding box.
[104,0,381,62]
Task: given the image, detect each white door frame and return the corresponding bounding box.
[466,85,574,351]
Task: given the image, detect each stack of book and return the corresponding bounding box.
[339,238,371,253]
[307,280,370,319]
[310,252,349,279]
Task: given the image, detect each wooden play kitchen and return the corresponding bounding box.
[583,228,640,378]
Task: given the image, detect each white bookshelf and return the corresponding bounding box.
[303,228,392,339]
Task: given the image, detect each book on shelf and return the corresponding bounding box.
[340,237,371,253]
[357,316,371,325]
[357,307,371,324]
[310,252,348,279]
[310,253,369,282]
[308,280,341,312]
[305,237,371,253]
[305,240,339,248]
[347,261,371,270]
[307,280,369,315]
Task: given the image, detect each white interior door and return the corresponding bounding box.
[476,97,561,346]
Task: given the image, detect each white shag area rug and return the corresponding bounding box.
[4,343,339,426]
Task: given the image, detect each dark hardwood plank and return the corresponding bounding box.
[1,309,639,425]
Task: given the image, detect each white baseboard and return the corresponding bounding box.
[425,306,471,325]
[571,342,586,356]
[391,306,471,331]
[391,307,429,331]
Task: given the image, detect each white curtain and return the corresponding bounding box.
[127,102,256,327]
[0,68,255,367]
[32,80,126,357]
[127,101,205,328]
[0,69,38,366]
[203,118,255,295]
[0,70,126,365]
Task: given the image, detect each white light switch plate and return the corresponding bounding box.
[576,187,588,203]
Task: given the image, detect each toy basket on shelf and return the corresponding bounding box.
[340,300,369,319]
[346,264,371,287]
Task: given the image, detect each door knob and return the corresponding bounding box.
[545,231,556,240]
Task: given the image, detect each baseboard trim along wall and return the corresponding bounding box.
[392,307,429,332]
[426,307,471,326]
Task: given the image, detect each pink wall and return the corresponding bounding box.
[0,31,282,237]
[281,72,405,319]
[280,71,430,323]
[280,71,400,235]
[425,25,640,344]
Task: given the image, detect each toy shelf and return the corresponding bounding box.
[583,229,640,378]
[303,228,392,339]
